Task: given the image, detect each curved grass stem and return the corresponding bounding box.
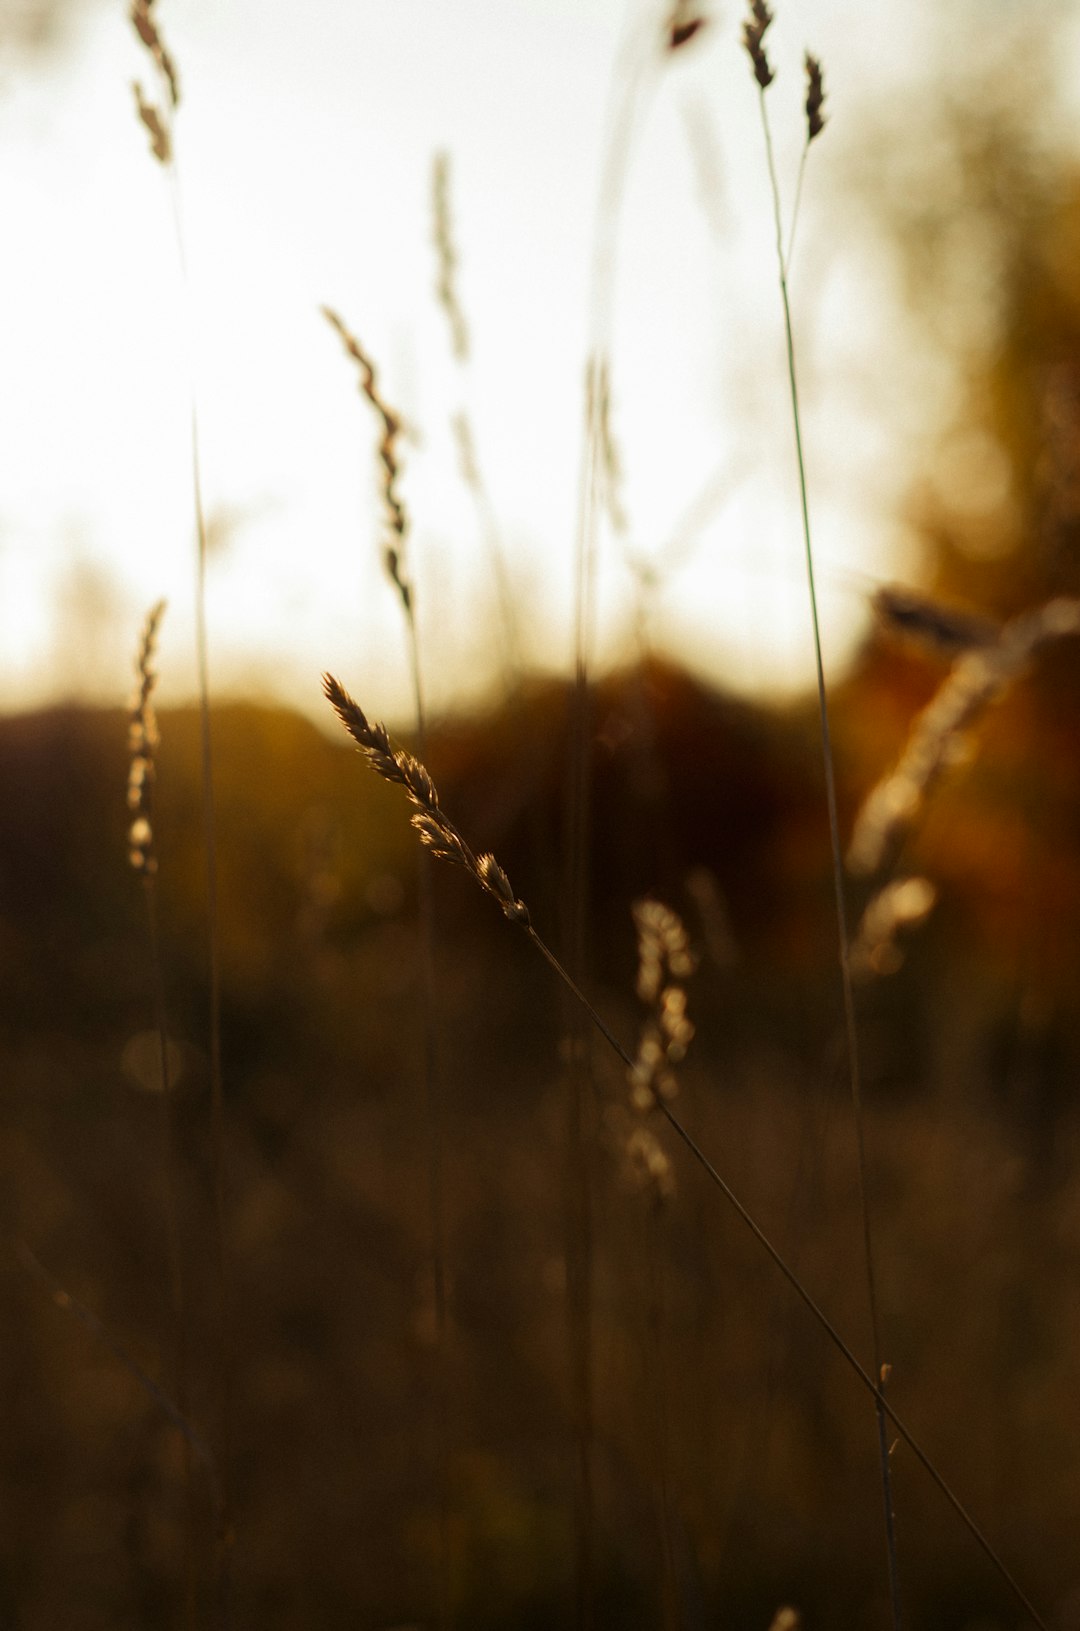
[323,672,1049,1631]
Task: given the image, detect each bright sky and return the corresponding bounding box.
[0,0,1050,727]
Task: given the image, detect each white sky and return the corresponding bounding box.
[0,0,1060,728]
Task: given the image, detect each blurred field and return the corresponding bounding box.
[6,1,1080,1626]
[2,644,1079,1629]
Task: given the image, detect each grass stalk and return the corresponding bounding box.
[322,309,451,1630]
[756,92,900,1631]
[565,372,601,1631]
[129,11,233,1607]
[644,1200,678,1631]
[167,180,234,1629]
[143,881,198,1628]
[127,601,197,1623]
[401,592,451,1631]
[746,20,902,1621]
[323,675,1049,1631]
[563,24,665,1610]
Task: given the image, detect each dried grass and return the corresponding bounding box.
[432,152,468,363]
[849,876,937,982]
[622,898,697,1202]
[321,307,413,614]
[127,599,165,878]
[130,0,178,164]
[850,596,1080,875]
[322,674,530,926]
[126,13,233,1607]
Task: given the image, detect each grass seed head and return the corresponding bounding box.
[476,854,531,924]
[668,2,708,51]
[625,1124,675,1200]
[850,877,937,982]
[804,52,826,141]
[849,596,1080,874]
[130,0,179,106]
[324,673,529,925]
[625,898,696,1198]
[742,0,775,89]
[132,83,172,165]
[321,307,410,598]
[411,811,472,872]
[432,151,469,362]
[127,600,166,876]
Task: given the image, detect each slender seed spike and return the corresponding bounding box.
[432,151,469,361]
[321,307,410,565]
[742,0,775,88]
[127,600,166,876]
[804,52,826,141]
[324,672,526,911]
[133,83,171,164]
[130,0,179,108]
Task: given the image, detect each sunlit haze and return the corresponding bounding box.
[2,0,1069,727]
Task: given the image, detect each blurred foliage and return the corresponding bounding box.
[1,652,1079,1627]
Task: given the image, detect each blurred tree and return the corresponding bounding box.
[846,0,1080,616]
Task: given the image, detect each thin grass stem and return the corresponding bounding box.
[643,1202,678,1631]
[756,80,903,1628]
[143,881,197,1627]
[129,19,232,1595]
[322,669,1047,1631]
[128,598,198,1622]
[783,141,810,272]
[529,927,1044,1631]
[322,309,452,1628]
[404,597,452,1631]
[564,31,660,1609]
